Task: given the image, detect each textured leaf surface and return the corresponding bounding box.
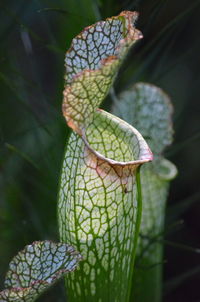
[112,83,174,155]
[112,83,177,302]
[0,241,82,302]
[59,12,152,302]
[62,11,143,134]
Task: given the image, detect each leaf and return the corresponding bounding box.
[112,82,174,155]
[166,191,200,223]
[0,241,82,302]
[112,83,177,302]
[5,143,40,170]
[62,11,143,133]
[58,12,152,302]
[164,265,200,295]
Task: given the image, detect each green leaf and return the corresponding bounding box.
[112,82,174,155]
[164,265,200,295]
[58,12,152,302]
[0,241,82,302]
[112,83,177,302]
[62,11,143,133]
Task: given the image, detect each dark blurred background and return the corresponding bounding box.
[0,0,200,301]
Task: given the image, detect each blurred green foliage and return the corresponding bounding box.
[0,0,200,301]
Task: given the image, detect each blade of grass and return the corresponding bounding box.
[164,265,200,295]
[5,143,40,170]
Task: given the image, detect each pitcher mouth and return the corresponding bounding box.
[82,109,153,167]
